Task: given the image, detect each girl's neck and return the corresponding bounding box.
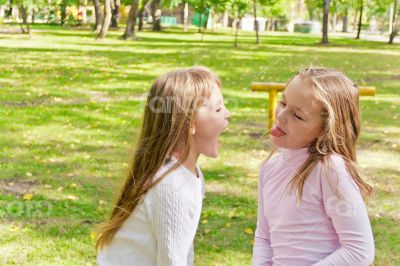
[171,150,200,177]
[279,146,309,164]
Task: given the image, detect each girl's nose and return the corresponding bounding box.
[276,107,287,124]
[225,107,231,119]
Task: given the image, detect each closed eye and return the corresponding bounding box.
[293,112,304,121]
[279,101,286,106]
[216,108,222,112]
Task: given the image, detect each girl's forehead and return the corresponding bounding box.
[211,87,223,98]
[204,88,223,103]
[285,77,322,114]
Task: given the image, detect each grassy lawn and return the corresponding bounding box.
[0,25,399,265]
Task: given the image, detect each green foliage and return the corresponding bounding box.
[305,0,323,20]
[0,24,400,265]
[259,0,287,18]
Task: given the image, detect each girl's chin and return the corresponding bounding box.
[270,137,286,148]
[204,143,221,158]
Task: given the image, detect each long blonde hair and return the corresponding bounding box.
[95,66,221,251]
[268,67,372,204]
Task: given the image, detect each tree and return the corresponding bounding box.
[3,0,48,35]
[188,0,208,33]
[253,0,259,44]
[18,4,31,35]
[330,0,353,33]
[93,0,104,32]
[151,0,162,31]
[389,0,400,44]
[321,0,331,44]
[97,0,112,39]
[231,0,251,47]
[260,0,286,31]
[60,0,67,24]
[121,0,140,39]
[182,1,189,31]
[356,0,364,39]
[252,0,280,44]
[111,0,121,28]
[304,0,321,20]
[343,8,348,32]
[138,0,150,31]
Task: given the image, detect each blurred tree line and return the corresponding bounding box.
[0,0,398,44]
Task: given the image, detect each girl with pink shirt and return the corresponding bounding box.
[253,67,375,266]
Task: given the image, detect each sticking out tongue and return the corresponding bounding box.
[270,125,286,137]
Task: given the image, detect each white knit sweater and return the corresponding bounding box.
[97,159,205,266]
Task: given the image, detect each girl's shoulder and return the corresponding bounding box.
[145,164,203,207]
[314,153,349,177]
[312,153,359,190]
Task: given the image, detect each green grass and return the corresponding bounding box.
[1,24,399,265]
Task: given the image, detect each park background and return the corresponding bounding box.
[0,0,399,265]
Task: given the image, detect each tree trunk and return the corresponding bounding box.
[234,15,240,47]
[97,0,112,39]
[321,0,331,44]
[268,17,273,31]
[31,8,35,24]
[352,11,358,32]
[332,12,337,33]
[389,1,399,44]
[198,10,203,33]
[138,10,144,31]
[183,2,189,32]
[389,29,397,44]
[6,0,13,17]
[232,9,238,34]
[93,0,103,32]
[253,0,259,44]
[138,0,147,31]
[389,31,396,44]
[222,9,229,27]
[60,0,67,25]
[201,9,209,42]
[151,0,161,31]
[111,0,120,28]
[18,5,30,35]
[342,12,348,32]
[204,9,210,30]
[389,2,394,33]
[122,0,140,39]
[356,1,363,39]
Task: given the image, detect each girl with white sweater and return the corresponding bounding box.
[96,66,230,266]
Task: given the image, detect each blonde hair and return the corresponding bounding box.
[268,67,372,204]
[95,66,221,251]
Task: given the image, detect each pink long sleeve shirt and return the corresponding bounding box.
[253,147,375,266]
